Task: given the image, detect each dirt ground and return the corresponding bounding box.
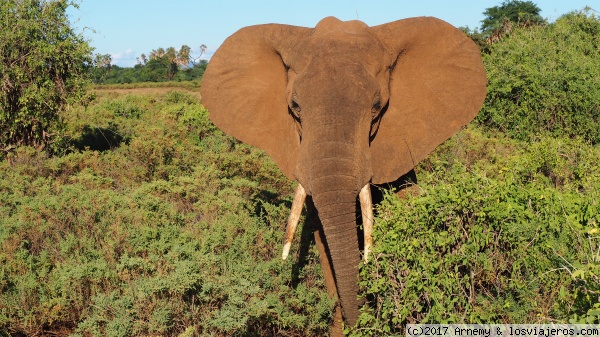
[93,86,202,100]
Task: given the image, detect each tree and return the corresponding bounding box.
[190,44,207,66]
[481,0,546,42]
[150,47,165,59]
[177,45,191,67]
[89,53,112,83]
[141,57,169,82]
[147,45,194,81]
[165,47,178,80]
[176,60,207,82]
[0,0,93,155]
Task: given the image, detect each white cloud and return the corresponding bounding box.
[110,48,137,67]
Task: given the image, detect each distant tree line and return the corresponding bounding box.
[90,1,543,86]
[89,45,208,84]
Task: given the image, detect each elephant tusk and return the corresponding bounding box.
[282,183,307,260]
[359,184,374,263]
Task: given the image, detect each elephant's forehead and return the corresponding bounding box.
[290,31,388,76]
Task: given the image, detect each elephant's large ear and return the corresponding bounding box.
[369,17,487,184]
[201,24,311,180]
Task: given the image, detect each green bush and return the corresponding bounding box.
[477,10,600,143]
[0,0,92,155]
[351,127,600,335]
[3,87,600,335]
[0,90,331,336]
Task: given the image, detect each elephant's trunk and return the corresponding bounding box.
[311,177,362,325]
[291,110,372,326]
[308,141,367,325]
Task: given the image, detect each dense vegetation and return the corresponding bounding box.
[0,0,92,154]
[476,10,600,144]
[1,1,600,336]
[2,88,599,336]
[460,0,546,52]
[1,90,332,336]
[356,130,600,333]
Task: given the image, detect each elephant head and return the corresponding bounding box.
[201,16,486,326]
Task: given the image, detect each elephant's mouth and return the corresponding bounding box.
[281,182,374,262]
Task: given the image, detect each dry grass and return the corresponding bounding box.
[93,86,202,100]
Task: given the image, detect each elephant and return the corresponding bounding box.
[201,16,486,332]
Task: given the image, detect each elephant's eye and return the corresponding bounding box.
[290,99,301,115]
[371,99,381,115]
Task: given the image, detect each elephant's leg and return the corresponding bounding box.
[307,197,344,337]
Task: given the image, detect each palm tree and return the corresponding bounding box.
[177,45,191,67]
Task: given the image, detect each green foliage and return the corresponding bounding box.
[477,10,600,143]
[350,127,600,335]
[0,90,331,336]
[0,0,92,154]
[481,0,545,35]
[3,89,600,336]
[2,5,600,335]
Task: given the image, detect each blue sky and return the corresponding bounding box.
[68,0,595,67]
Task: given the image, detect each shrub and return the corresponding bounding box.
[477,10,600,143]
[0,0,92,156]
[351,127,600,335]
[3,86,600,335]
[0,90,330,336]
